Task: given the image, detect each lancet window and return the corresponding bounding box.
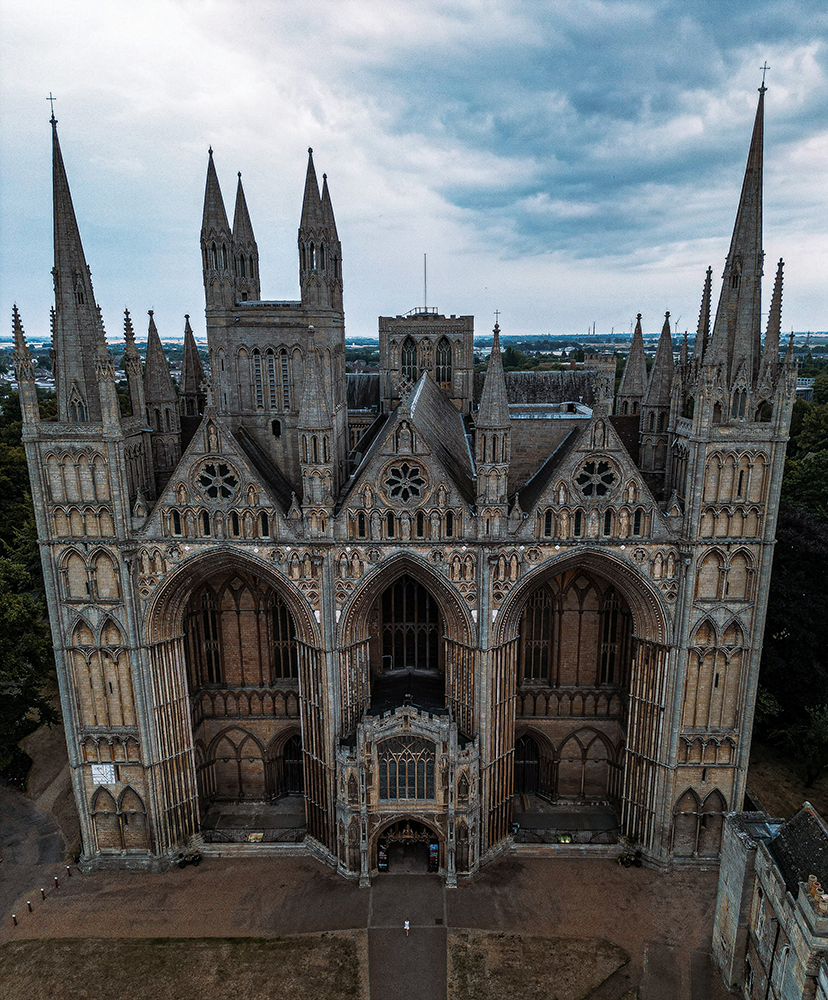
[401,338,417,382]
[378,736,435,800]
[435,337,452,385]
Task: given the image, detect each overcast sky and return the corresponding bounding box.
[1,0,826,344]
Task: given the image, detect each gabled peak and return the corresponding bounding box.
[144,310,177,405]
[300,147,323,231]
[298,326,332,430]
[201,147,231,238]
[617,313,648,400]
[694,267,713,359]
[643,312,675,409]
[477,322,510,429]
[232,172,256,245]
[320,172,339,239]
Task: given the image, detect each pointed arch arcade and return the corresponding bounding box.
[144,550,328,852]
[338,553,476,738]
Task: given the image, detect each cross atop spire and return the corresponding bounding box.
[760,62,770,89]
[47,92,57,123]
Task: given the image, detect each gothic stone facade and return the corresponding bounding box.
[15,89,795,881]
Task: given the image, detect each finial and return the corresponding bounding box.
[148,309,154,317]
[308,146,313,155]
[185,313,190,320]
[323,173,327,180]
[665,311,670,319]
[208,146,213,157]
[636,312,642,321]
[760,61,770,90]
[238,171,241,179]
[47,92,57,124]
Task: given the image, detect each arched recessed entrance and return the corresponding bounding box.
[375,818,441,874]
[182,568,308,841]
[493,552,669,850]
[370,574,446,715]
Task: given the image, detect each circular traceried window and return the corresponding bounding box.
[575,459,616,497]
[197,461,239,501]
[384,462,427,503]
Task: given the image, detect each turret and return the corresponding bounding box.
[639,312,674,484]
[179,315,206,417]
[694,267,713,360]
[122,308,147,422]
[297,326,335,529]
[200,149,233,310]
[759,259,784,384]
[475,322,511,522]
[12,305,40,428]
[298,149,343,311]
[50,113,109,422]
[231,173,260,302]
[615,314,647,415]
[143,311,181,488]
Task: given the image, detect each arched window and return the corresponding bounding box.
[310,242,316,270]
[445,510,454,537]
[435,337,452,385]
[574,510,583,537]
[201,590,221,683]
[252,349,263,409]
[633,509,642,536]
[172,510,182,536]
[280,350,291,410]
[357,511,367,538]
[378,736,435,800]
[222,244,228,269]
[271,596,298,679]
[544,509,553,537]
[266,349,277,409]
[386,511,395,537]
[648,412,655,431]
[520,589,552,682]
[230,511,240,536]
[211,242,218,269]
[319,244,325,270]
[401,338,417,382]
[260,512,270,536]
[201,511,211,535]
[416,511,426,537]
[603,510,612,536]
[600,587,630,684]
[69,388,87,423]
[271,419,281,439]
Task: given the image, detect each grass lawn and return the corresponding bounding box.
[0,933,367,1000]
[448,929,628,1000]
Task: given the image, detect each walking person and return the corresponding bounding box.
[404,919,410,937]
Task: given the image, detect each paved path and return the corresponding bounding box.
[0,780,732,999]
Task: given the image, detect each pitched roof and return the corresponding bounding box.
[769,803,828,896]
[617,314,647,400]
[408,372,475,503]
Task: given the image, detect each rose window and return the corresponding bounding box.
[576,459,616,497]
[385,462,426,502]
[197,461,239,500]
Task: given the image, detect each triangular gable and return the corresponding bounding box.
[519,412,669,538]
[342,374,475,514]
[139,412,291,539]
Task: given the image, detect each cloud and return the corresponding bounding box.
[0,0,825,339]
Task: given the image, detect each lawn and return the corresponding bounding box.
[0,933,367,1000]
[448,929,629,1000]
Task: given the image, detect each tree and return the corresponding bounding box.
[0,558,58,776]
[781,453,828,522]
[796,404,828,456]
[778,705,828,787]
[813,371,828,406]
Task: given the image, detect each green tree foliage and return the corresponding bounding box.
[759,510,828,736]
[501,346,535,371]
[781,453,828,522]
[0,558,57,774]
[812,371,828,406]
[796,404,828,456]
[777,705,828,787]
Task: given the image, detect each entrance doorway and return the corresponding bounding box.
[376,819,440,873]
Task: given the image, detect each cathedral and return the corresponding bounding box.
[14,85,795,883]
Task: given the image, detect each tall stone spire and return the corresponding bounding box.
[200,149,233,309]
[694,267,713,360]
[708,85,766,382]
[122,308,147,423]
[643,313,675,411]
[231,172,260,301]
[300,148,323,231]
[50,114,108,422]
[179,315,206,417]
[477,323,511,429]
[320,173,343,311]
[615,314,648,415]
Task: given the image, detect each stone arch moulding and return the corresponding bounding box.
[370,813,445,866]
[492,547,671,647]
[143,547,321,648]
[337,551,476,648]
